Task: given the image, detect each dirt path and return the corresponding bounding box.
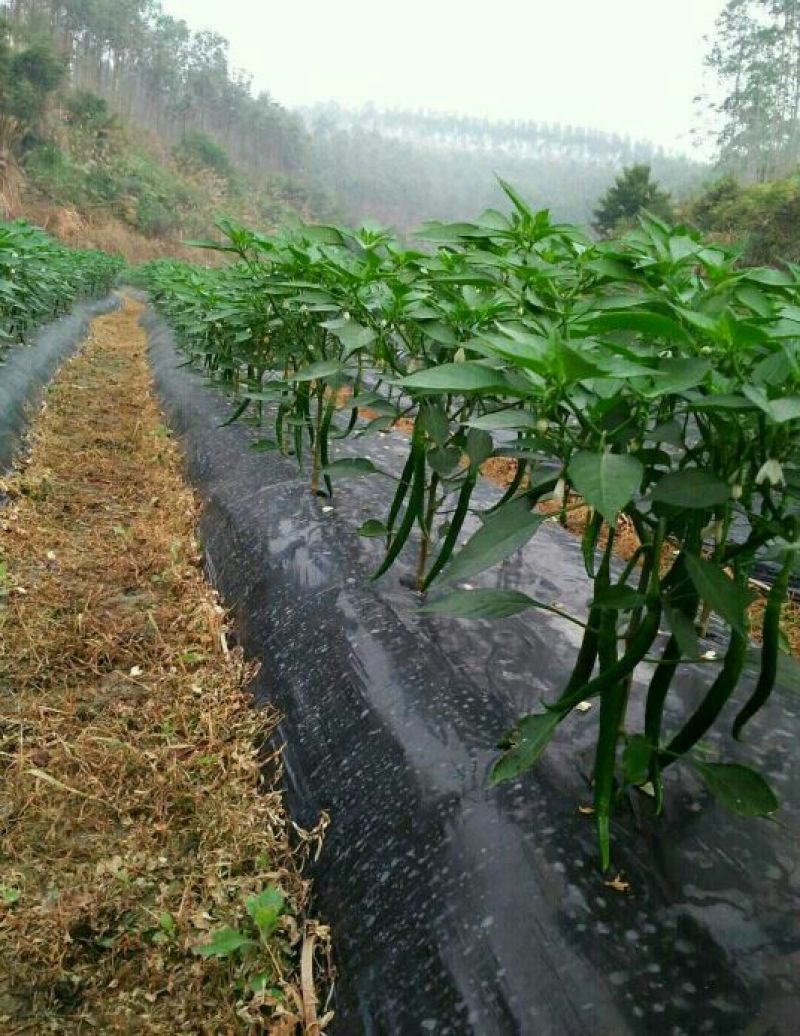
[0,298,329,1033]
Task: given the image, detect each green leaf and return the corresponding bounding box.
[441,496,545,584]
[664,604,700,658]
[651,469,730,509]
[322,458,382,478]
[590,310,690,343]
[322,319,376,355]
[466,428,493,468]
[646,420,683,445]
[744,267,795,287]
[742,386,800,424]
[422,320,458,345]
[250,439,279,452]
[358,415,395,436]
[427,445,462,477]
[0,885,21,906]
[420,402,450,445]
[245,886,285,940]
[622,735,652,786]
[692,762,779,817]
[490,712,562,785]
[421,588,540,619]
[568,451,643,522]
[290,359,344,382]
[683,553,753,636]
[358,519,387,538]
[643,357,710,396]
[401,362,518,395]
[195,927,254,958]
[465,410,536,431]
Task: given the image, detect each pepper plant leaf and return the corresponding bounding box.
[692,762,779,817]
[440,496,545,584]
[683,554,753,636]
[490,712,562,785]
[421,588,541,619]
[568,451,643,522]
[651,469,730,509]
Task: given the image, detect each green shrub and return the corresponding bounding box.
[23,142,86,205]
[685,173,800,266]
[135,195,178,237]
[64,90,113,131]
[173,130,232,179]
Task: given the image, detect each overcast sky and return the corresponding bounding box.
[162,0,726,153]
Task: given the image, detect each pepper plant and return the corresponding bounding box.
[142,185,800,867]
[0,220,122,355]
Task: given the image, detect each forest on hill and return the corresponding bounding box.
[2,0,800,265]
[0,0,708,246]
[0,0,332,258]
[303,103,707,229]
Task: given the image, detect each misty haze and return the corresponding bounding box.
[2,2,800,1034]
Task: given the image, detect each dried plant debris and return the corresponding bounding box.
[0,298,331,1033]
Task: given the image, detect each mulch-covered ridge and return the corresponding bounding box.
[0,297,331,1033]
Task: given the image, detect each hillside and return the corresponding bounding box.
[0,2,713,251]
[3,0,796,268]
[9,104,328,262]
[0,2,332,260]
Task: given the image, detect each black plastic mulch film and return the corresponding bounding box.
[0,294,120,473]
[144,312,799,1036]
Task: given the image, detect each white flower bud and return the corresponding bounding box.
[535,418,549,435]
[731,483,743,500]
[756,458,784,487]
[700,345,713,356]
[342,310,351,321]
[454,347,466,363]
[701,519,724,542]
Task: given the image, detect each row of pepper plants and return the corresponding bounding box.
[1,220,123,356]
[141,183,800,867]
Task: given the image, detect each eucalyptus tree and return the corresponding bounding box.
[707,0,800,179]
[3,0,311,180]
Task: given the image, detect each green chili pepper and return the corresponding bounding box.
[733,553,793,740]
[386,442,418,537]
[549,601,662,714]
[487,457,527,514]
[662,627,748,765]
[373,431,426,580]
[422,468,478,589]
[593,604,624,870]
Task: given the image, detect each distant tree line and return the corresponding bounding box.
[308,102,677,166]
[305,105,706,231]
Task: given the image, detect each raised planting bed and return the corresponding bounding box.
[0,293,120,472]
[148,312,800,1036]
